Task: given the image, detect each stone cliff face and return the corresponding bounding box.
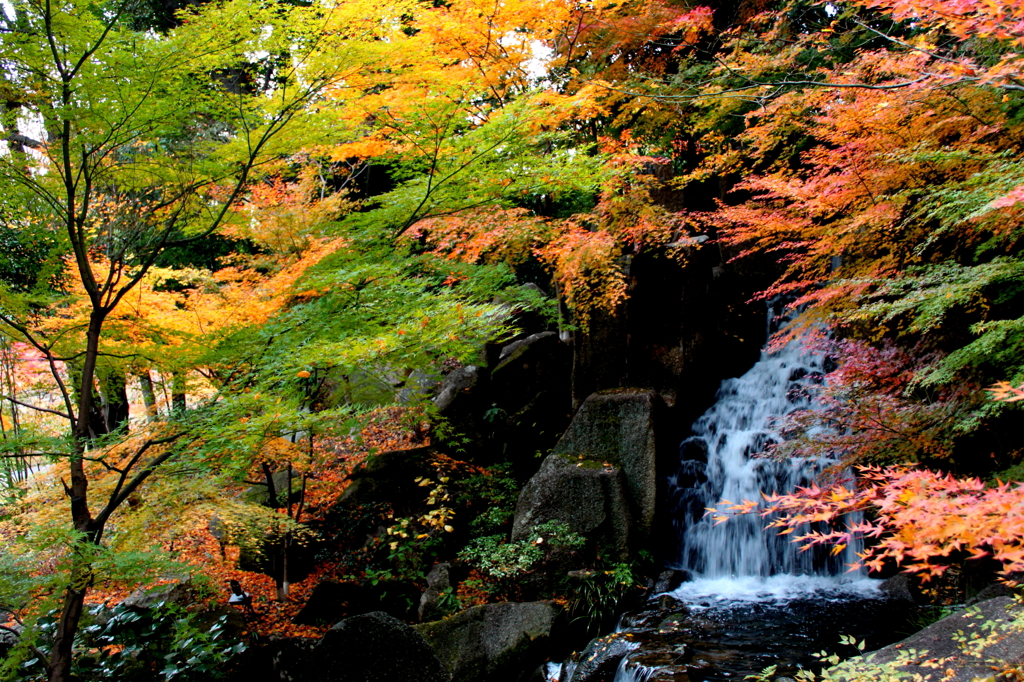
[570,246,778,449]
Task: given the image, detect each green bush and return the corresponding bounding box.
[3,601,245,682]
[458,520,585,579]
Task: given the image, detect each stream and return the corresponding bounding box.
[550,303,916,682]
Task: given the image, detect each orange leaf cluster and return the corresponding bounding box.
[988,381,1024,403]
[716,466,1024,579]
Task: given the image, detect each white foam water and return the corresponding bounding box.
[669,302,864,584]
[612,657,659,682]
[668,574,880,604]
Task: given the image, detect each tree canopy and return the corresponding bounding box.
[3,0,1024,677]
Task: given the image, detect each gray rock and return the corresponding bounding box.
[241,466,303,507]
[878,574,921,604]
[656,594,686,611]
[419,563,452,622]
[550,389,660,539]
[652,570,690,595]
[967,581,1021,606]
[498,332,558,363]
[121,580,193,610]
[830,597,1024,681]
[0,618,19,646]
[311,611,450,682]
[512,454,631,563]
[396,369,442,404]
[434,366,479,413]
[566,632,640,682]
[416,601,560,682]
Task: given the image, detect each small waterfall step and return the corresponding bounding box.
[546,307,917,682]
[668,311,859,579]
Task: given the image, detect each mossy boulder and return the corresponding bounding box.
[511,454,631,565]
[416,601,560,682]
[549,389,661,541]
[309,611,450,682]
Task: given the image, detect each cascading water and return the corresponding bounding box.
[668,301,861,581]
[551,304,914,682]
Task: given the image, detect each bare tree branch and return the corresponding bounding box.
[0,394,71,420]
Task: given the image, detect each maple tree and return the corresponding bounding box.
[0,0,439,677]
[4,0,1024,676]
[711,463,1024,581]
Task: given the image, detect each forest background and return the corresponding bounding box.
[2,0,1024,679]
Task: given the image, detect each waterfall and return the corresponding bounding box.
[668,303,860,581]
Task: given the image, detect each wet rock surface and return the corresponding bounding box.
[833,596,1024,682]
[552,585,917,682]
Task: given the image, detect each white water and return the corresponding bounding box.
[668,303,863,583]
[668,574,879,604]
[612,657,658,682]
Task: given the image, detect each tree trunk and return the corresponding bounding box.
[171,372,186,413]
[49,313,105,682]
[100,368,130,433]
[67,361,107,439]
[138,371,158,422]
[262,462,279,508]
[47,584,88,682]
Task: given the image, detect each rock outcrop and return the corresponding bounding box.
[831,597,1024,681]
[309,611,450,682]
[511,454,631,564]
[512,388,668,567]
[416,601,560,682]
[549,389,661,540]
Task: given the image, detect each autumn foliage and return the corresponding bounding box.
[8,0,1024,676]
[712,465,1024,580]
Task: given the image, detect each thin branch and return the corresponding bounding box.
[3,133,45,149]
[0,393,71,420]
[94,432,187,528]
[0,624,48,662]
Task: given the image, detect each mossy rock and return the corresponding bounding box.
[416,601,560,682]
[550,389,660,539]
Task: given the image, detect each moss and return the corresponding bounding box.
[552,453,614,470]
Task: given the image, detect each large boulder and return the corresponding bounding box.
[549,389,661,540]
[512,454,631,564]
[241,466,304,507]
[334,445,436,516]
[292,580,420,625]
[830,596,1024,681]
[309,611,450,682]
[416,601,560,682]
[434,366,480,414]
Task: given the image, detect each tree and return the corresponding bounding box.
[0,0,418,678]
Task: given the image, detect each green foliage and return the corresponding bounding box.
[565,562,640,635]
[3,601,244,682]
[456,463,520,536]
[338,97,608,242]
[458,521,585,580]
